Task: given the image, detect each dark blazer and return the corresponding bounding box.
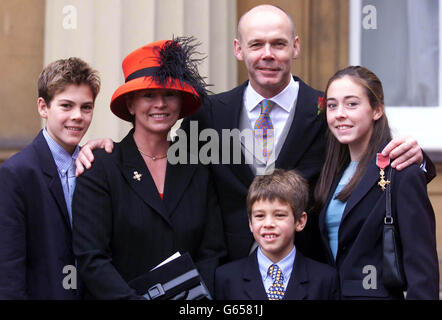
[215,249,339,300]
[319,159,439,299]
[0,130,78,299]
[181,77,327,262]
[72,130,226,299]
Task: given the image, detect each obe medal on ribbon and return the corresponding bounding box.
[376,153,390,191]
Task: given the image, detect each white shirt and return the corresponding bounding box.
[243,76,299,146]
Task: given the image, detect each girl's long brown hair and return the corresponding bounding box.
[313,66,392,213]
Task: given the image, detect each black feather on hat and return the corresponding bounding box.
[152,36,210,103]
[110,36,210,121]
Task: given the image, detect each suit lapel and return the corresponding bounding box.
[242,251,268,300]
[318,174,342,265]
[276,77,323,169]
[118,132,170,225]
[319,144,390,262]
[284,252,308,300]
[34,131,72,230]
[214,82,255,187]
[318,161,379,257]
[340,159,380,224]
[163,159,197,217]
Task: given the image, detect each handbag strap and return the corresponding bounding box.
[384,167,393,225]
[143,269,200,300]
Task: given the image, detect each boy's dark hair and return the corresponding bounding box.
[38,57,100,105]
[247,169,309,221]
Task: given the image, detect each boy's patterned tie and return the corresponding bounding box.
[254,99,275,161]
[266,264,285,300]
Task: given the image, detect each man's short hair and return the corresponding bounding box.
[38,57,100,105]
[247,169,309,221]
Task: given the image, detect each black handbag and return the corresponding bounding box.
[128,252,212,300]
[382,167,406,290]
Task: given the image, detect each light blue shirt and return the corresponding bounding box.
[325,161,358,260]
[257,246,296,291]
[42,128,79,226]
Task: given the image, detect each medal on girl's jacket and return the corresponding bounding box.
[376,153,390,191]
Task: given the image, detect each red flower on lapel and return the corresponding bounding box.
[317,96,325,115]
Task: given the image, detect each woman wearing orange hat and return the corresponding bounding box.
[72,37,226,299]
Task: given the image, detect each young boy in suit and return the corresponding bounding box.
[215,169,339,300]
[0,58,100,299]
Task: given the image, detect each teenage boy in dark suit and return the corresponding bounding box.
[0,58,100,299]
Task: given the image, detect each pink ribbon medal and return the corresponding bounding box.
[376,153,390,191]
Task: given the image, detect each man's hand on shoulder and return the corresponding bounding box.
[75,138,114,176]
[381,136,422,170]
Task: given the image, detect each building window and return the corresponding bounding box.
[350,0,442,152]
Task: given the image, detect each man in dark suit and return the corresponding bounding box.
[0,58,100,299]
[181,4,433,262]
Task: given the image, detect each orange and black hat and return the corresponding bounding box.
[110,36,209,121]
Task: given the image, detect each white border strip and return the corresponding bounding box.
[349,0,362,65]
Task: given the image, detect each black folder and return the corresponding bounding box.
[128,252,211,300]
